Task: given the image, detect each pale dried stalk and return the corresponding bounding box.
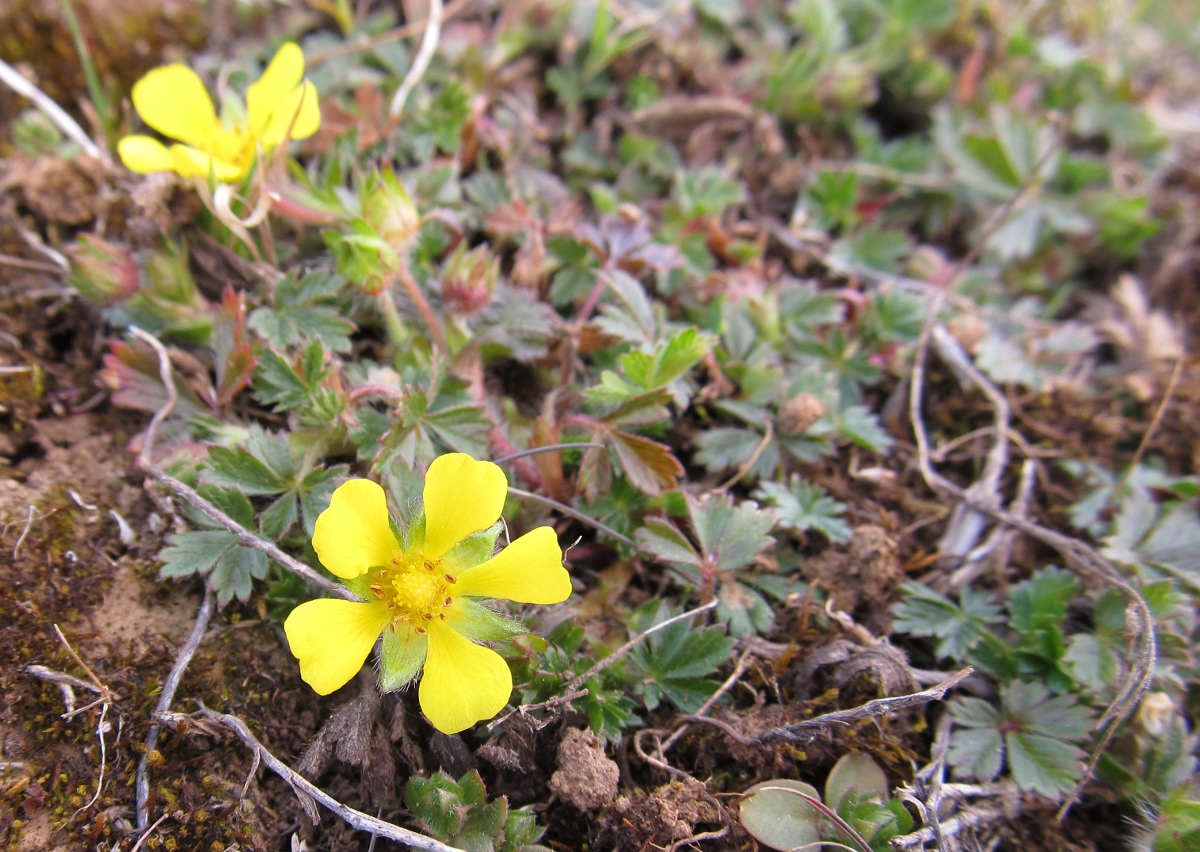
[389,0,443,121]
[0,56,104,160]
[682,667,973,746]
[157,707,464,852]
[136,591,215,828]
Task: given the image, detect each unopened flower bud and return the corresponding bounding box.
[362,168,420,254]
[442,244,498,315]
[1136,691,1175,738]
[66,235,139,306]
[947,314,987,354]
[778,393,826,435]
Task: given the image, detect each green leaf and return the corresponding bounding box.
[158,530,237,579]
[1008,567,1078,634]
[948,681,1092,796]
[825,752,889,812]
[635,516,702,567]
[688,493,776,574]
[756,477,852,543]
[694,427,770,476]
[739,780,824,852]
[893,582,1001,659]
[1006,732,1087,798]
[716,580,774,637]
[618,326,711,391]
[254,340,330,412]
[672,166,746,219]
[204,445,287,496]
[209,545,269,605]
[626,600,733,712]
[248,268,354,353]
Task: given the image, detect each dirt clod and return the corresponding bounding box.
[603,776,721,850]
[804,524,903,632]
[548,727,619,811]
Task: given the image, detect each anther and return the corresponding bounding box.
[369,583,384,599]
[444,596,453,607]
[378,569,388,579]
[422,613,433,621]
[444,573,456,583]
[424,560,436,571]
[415,626,427,635]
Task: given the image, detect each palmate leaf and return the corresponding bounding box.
[755,476,852,543]
[635,493,775,576]
[618,326,711,391]
[689,493,776,574]
[948,681,1093,797]
[158,529,269,606]
[625,600,734,712]
[364,379,493,469]
[893,581,1001,659]
[248,267,354,354]
[200,425,349,538]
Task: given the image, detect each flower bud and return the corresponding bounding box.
[66,235,140,306]
[778,392,826,435]
[442,244,498,315]
[361,168,419,255]
[1136,691,1175,738]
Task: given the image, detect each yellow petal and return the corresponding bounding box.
[131,63,218,149]
[256,81,321,148]
[422,454,508,560]
[247,42,304,136]
[312,479,402,579]
[454,526,570,604]
[117,135,176,174]
[284,598,391,695]
[167,144,245,182]
[419,620,512,734]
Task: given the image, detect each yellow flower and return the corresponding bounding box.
[284,454,571,734]
[117,43,320,182]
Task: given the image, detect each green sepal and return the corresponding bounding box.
[450,598,528,642]
[342,573,372,600]
[443,520,503,572]
[379,624,428,692]
[405,505,427,551]
[388,511,406,549]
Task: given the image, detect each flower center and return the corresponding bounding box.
[369,552,457,634]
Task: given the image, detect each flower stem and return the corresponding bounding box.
[393,264,447,352]
[377,287,411,352]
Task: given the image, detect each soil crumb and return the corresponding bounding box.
[548,727,619,811]
[603,776,721,850]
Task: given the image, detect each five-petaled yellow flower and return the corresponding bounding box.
[117,42,320,182]
[284,454,571,734]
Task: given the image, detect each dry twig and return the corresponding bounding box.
[136,591,215,828]
[389,0,444,121]
[0,57,105,160]
[683,668,972,747]
[157,707,464,852]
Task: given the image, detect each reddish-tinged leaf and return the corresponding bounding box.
[214,287,257,407]
[609,429,684,496]
[100,340,206,416]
